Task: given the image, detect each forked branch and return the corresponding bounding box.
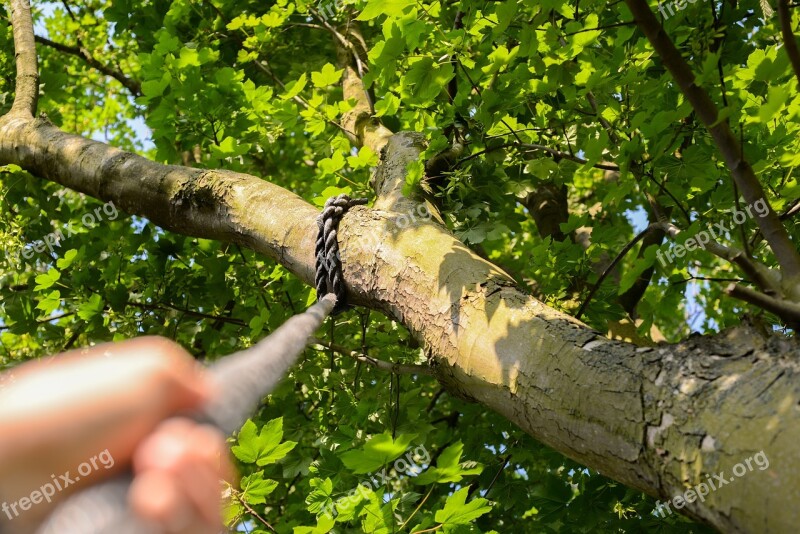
[625,0,800,281]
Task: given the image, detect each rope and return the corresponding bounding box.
[315,194,368,314]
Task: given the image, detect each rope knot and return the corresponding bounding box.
[314,194,369,314]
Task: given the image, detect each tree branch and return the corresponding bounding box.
[657,220,781,295]
[576,223,660,319]
[333,22,393,154]
[309,338,433,376]
[779,0,800,89]
[33,35,142,97]
[457,141,619,171]
[726,283,800,325]
[8,0,39,118]
[625,0,800,281]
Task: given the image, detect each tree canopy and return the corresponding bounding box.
[1,0,799,532]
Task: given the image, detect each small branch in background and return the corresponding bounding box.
[657,221,781,295]
[457,61,523,144]
[228,485,278,533]
[309,338,433,376]
[618,216,666,317]
[426,387,446,413]
[309,8,367,77]
[457,141,619,171]
[576,223,661,319]
[33,35,142,97]
[672,275,748,286]
[726,283,800,326]
[779,0,800,89]
[318,18,392,153]
[126,301,247,326]
[780,198,800,220]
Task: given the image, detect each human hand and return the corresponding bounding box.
[0,336,233,533]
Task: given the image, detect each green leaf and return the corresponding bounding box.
[339,433,418,474]
[357,0,414,20]
[318,151,346,176]
[434,487,492,526]
[241,472,279,505]
[34,268,61,291]
[347,146,379,169]
[36,290,61,315]
[294,514,336,533]
[403,160,425,196]
[415,441,483,484]
[305,477,334,515]
[77,293,105,321]
[401,58,454,105]
[374,93,400,116]
[231,418,297,465]
[211,136,251,158]
[56,249,78,270]
[281,73,308,100]
[312,63,344,88]
[177,47,200,68]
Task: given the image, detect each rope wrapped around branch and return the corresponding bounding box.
[315,194,369,314]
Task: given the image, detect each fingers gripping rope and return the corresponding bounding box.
[315,194,369,314]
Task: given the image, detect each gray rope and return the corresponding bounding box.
[315,194,368,314]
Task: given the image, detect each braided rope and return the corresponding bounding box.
[315,194,368,314]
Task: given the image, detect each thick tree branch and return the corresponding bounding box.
[8,0,38,118]
[334,23,392,155]
[4,103,800,534]
[33,35,142,97]
[625,0,800,282]
[778,0,800,89]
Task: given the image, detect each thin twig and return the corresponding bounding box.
[126,301,247,326]
[230,486,278,533]
[576,224,660,319]
[34,35,142,96]
[671,276,747,286]
[657,221,780,294]
[309,338,433,375]
[457,141,619,171]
